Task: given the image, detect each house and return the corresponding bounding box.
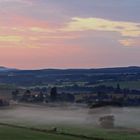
[0,98,9,106]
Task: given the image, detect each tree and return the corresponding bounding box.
[12,89,19,100]
[22,90,31,102]
[116,83,121,93]
[38,92,45,102]
[50,87,57,102]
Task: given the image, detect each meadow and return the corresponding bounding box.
[94,80,140,89]
[0,125,87,140]
[1,104,140,140]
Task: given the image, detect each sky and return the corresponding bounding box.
[0,0,140,69]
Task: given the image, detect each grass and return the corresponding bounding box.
[94,80,140,89]
[47,125,140,140]
[1,123,140,140]
[0,83,16,90]
[29,80,140,90]
[0,125,88,140]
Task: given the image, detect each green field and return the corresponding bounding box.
[29,80,140,90]
[1,104,140,140]
[1,123,140,140]
[94,80,140,89]
[0,125,88,140]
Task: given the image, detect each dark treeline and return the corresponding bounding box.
[12,87,75,103]
[11,84,140,107]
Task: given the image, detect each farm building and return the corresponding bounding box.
[0,98,9,106]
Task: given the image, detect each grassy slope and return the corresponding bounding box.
[49,125,140,140]
[1,124,140,140]
[0,125,87,140]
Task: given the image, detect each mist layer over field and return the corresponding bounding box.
[0,104,140,129]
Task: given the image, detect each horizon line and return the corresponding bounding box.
[1,65,140,71]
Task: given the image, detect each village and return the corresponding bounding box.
[1,84,140,107]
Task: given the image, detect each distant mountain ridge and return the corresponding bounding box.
[0,66,140,73]
[0,66,140,87]
[0,66,17,71]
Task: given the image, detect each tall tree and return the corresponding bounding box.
[50,87,57,102]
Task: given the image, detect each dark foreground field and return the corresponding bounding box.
[0,125,87,140]
[1,104,140,140]
[1,104,140,129]
[1,123,140,140]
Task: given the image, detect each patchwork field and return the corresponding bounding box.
[94,80,140,89]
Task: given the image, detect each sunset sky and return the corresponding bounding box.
[0,0,140,69]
